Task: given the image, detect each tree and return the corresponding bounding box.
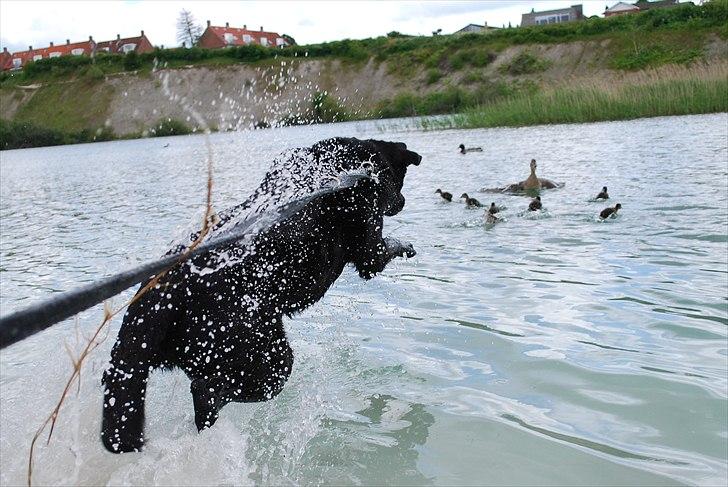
[177,9,202,47]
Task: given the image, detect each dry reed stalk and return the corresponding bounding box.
[26,153,216,487]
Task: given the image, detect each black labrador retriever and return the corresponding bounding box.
[101,137,421,453]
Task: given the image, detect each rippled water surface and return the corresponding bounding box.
[1,114,727,486]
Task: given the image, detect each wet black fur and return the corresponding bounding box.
[101,138,421,453]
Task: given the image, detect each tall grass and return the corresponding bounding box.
[454,63,728,128]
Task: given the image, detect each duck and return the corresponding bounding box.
[596,186,609,200]
[459,144,483,154]
[460,193,483,208]
[488,202,500,214]
[600,203,621,219]
[502,159,561,192]
[435,188,453,202]
[528,196,542,211]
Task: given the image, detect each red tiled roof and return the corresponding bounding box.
[7,40,95,69]
[208,25,287,47]
[96,35,145,54]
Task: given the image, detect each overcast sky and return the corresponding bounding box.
[2,1,614,53]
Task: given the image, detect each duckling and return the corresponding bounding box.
[459,144,483,154]
[485,202,501,223]
[528,196,542,211]
[596,186,609,200]
[600,203,621,219]
[435,188,453,202]
[460,193,483,208]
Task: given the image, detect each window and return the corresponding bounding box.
[12,58,21,68]
[33,54,42,61]
[122,43,136,53]
[99,47,110,52]
[276,37,286,46]
[49,52,61,58]
[224,33,235,44]
[260,37,268,47]
[71,48,84,55]
[243,34,252,44]
[561,14,571,22]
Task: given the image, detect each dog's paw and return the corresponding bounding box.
[385,238,416,259]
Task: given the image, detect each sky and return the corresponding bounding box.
[2,1,615,53]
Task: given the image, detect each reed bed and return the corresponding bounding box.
[453,62,728,129]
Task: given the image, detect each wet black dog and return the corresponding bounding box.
[101,137,421,453]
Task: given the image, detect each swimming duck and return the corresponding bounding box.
[528,196,542,211]
[459,144,483,154]
[485,202,500,223]
[600,203,621,219]
[596,186,609,200]
[501,159,561,192]
[435,188,453,202]
[488,202,500,214]
[461,193,483,208]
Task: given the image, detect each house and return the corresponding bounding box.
[95,31,154,55]
[521,4,584,26]
[634,0,681,10]
[2,31,153,71]
[605,0,681,16]
[453,22,500,35]
[0,47,11,71]
[604,2,641,16]
[4,37,96,71]
[197,21,289,49]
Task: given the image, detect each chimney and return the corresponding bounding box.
[260,26,264,32]
[66,39,70,45]
[484,20,487,28]
[50,42,54,47]
[29,45,32,51]
[141,30,144,36]
[225,22,229,28]
[207,20,211,27]
[117,34,120,40]
[89,35,93,41]
[243,24,247,29]
[3,47,7,53]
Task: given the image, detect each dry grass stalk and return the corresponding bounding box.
[26,154,216,487]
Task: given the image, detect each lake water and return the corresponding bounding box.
[1,113,726,486]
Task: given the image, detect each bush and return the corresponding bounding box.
[150,118,192,137]
[123,51,141,71]
[0,119,117,150]
[499,52,550,75]
[425,68,443,84]
[612,44,702,70]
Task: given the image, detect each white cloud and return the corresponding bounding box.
[1,1,609,53]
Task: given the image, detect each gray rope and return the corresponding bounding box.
[0,173,370,349]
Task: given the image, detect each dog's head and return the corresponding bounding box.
[300,137,420,217]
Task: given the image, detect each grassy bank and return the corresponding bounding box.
[1,0,725,88]
[451,63,728,129]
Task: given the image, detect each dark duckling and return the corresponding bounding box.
[596,186,609,200]
[488,202,500,214]
[459,144,483,154]
[435,188,453,202]
[528,196,542,211]
[461,193,483,208]
[600,203,621,219]
[485,202,500,223]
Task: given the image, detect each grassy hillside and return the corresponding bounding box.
[1,0,726,149]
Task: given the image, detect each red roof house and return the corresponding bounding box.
[197,21,289,49]
[2,32,153,71]
[0,47,12,71]
[96,31,154,55]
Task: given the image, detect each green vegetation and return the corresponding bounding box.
[1,0,724,88]
[0,119,114,150]
[376,81,528,119]
[12,79,114,133]
[453,64,728,128]
[499,52,550,75]
[149,118,192,137]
